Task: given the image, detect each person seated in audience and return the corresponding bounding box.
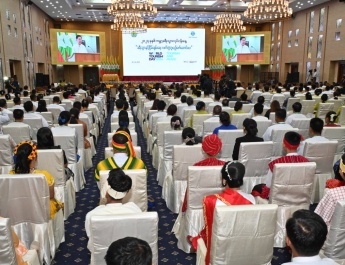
[262,109,292,141]
[285,102,306,125]
[23,101,49,127]
[230,101,244,120]
[113,99,125,116]
[171,116,183,130]
[157,104,177,124]
[205,105,222,123]
[250,84,262,103]
[324,111,340,127]
[182,127,201,145]
[239,93,250,104]
[0,100,10,129]
[37,127,68,168]
[105,237,152,265]
[283,210,338,265]
[69,108,91,149]
[232,118,264,161]
[47,96,65,111]
[61,91,73,105]
[73,101,92,131]
[222,98,229,107]
[150,100,166,133]
[189,101,208,127]
[85,169,141,249]
[143,92,156,110]
[208,93,222,111]
[176,95,187,117]
[95,130,146,183]
[282,90,295,109]
[305,92,313,100]
[213,111,237,135]
[7,109,32,139]
[12,97,24,110]
[181,96,196,122]
[315,154,345,228]
[265,100,281,119]
[11,141,63,219]
[118,110,130,130]
[30,94,38,109]
[314,94,328,117]
[187,162,255,262]
[297,117,328,155]
[252,131,309,199]
[252,103,268,121]
[0,98,13,115]
[36,99,48,113]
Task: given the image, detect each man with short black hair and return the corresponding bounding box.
[262,109,293,141]
[47,96,65,111]
[181,96,196,122]
[213,111,237,134]
[283,210,337,265]
[105,237,153,265]
[297,117,329,155]
[205,105,222,122]
[6,109,32,139]
[23,101,49,127]
[285,102,306,125]
[149,100,167,133]
[252,103,268,121]
[12,97,24,110]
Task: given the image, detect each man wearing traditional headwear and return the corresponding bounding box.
[94,131,146,183]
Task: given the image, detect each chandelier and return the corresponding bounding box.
[211,13,246,33]
[107,0,157,17]
[243,0,293,21]
[110,13,147,33]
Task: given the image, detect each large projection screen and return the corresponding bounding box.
[122,28,205,76]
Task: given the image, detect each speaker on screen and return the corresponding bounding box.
[36,73,44,87]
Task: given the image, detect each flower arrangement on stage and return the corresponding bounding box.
[206,56,225,80]
[100,56,120,76]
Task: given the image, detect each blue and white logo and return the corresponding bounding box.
[191,31,195,36]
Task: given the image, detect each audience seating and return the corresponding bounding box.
[40,112,54,126]
[173,166,223,253]
[239,141,274,193]
[0,217,40,265]
[242,103,254,113]
[271,128,299,159]
[321,127,345,162]
[23,117,43,141]
[290,118,311,139]
[2,123,31,143]
[151,122,172,169]
[256,119,272,138]
[218,130,244,161]
[231,113,252,128]
[286,98,301,112]
[202,119,220,136]
[183,109,197,127]
[301,100,316,117]
[328,99,343,113]
[317,103,334,120]
[192,114,212,136]
[269,112,276,123]
[196,204,278,265]
[269,162,316,247]
[0,134,14,174]
[110,121,135,132]
[104,146,141,159]
[162,145,204,213]
[338,106,345,126]
[89,212,158,265]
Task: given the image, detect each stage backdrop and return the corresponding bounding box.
[122,28,205,79]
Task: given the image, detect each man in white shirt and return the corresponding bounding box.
[47,96,65,111]
[236,36,251,56]
[262,109,293,141]
[23,101,49,127]
[181,96,196,122]
[30,94,38,109]
[270,87,285,107]
[68,35,88,62]
[252,103,269,121]
[12,97,24,110]
[6,109,32,139]
[150,100,166,134]
[156,104,177,124]
[176,95,188,118]
[285,102,306,125]
[207,93,222,113]
[205,105,222,123]
[85,168,141,250]
[0,99,10,129]
[250,86,262,103]
[282,209,338,265]
[297,117,329,155]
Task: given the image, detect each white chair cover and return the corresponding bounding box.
[256,120,273,138]
[40,112,53,126]
[196,204,278,265]
[173,166,223,253]
[53,134,85,192]
[37,149,76,220]
[151,122,171,167]
[80,116,96,162]
[99,169,147,211]
[263,94,273,106]
[231,113,252,128]
[203,120,220,136]
[301,100,316,116]
[0,134,14,174]
[322,127,345,162]
[111,115,134,123]
[269,162,316,247]
[239,141,274,193]
[104,146,141,159]
[323,200,345,260]
[193,114,212,136]
[163,145,204,213]
[303,141,338,203]
[89,212,158,265]
[271,128,299,158]
[242,103,254,113]
[110,122,135,132]
[23,118,43,141]
[271,94,285,107]
[183,109,197,128]
[218,130,244,161]
[328,99,343,112]
[338,106,345,126]
[317,103,334,120]
[61,101,72,111]
[269,112,275,122]
[2,124,31,143]
[290,118,311,139]
[286,98,301,112]
[156,131,183,186]
[108,131,138,147]
[0,173,65,264]
[0,218,17,265]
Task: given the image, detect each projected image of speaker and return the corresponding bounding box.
[36,73,44,87]
[43,74,50,86]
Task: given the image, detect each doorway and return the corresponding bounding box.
[338,61,345,83]
[225,66,237,80]
[83,67,99,87]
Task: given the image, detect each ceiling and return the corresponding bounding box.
[30,0,330,24]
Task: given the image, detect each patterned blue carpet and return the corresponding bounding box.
[52,100,292,265]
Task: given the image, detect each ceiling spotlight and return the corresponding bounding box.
[76,0,80,4]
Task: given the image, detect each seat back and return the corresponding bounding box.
[61,101,73,111]
[269,112,275,123]
[151,114,166,136]
[286,98,300,112]
[163,131,183,160]
[37,149,65,186]
[187,166,223,210]
[90,212,158,265]
[231,113,251,128]
[301,100,316,115]
[156,122,172,147]
[271,94,285,107]
[338,106,345,126]
[256,120,272,138]
[328,99,343,112]
[317,103,334,119]
[111,115,134,123]
[303,141,338,174]
[0,135,14,166]
[321,127,345,157]
[0,174,50,225]
[104,146,141,159]
[0,218,17,265]
[209,204,278,265]
[269,162,316,205]
[271,128,299,157]
[290,118,311,139]
[83,110,94,124]
[193,114,212,136]
[99,169,147,211]
[53,133,77,163]
[203,120,220,136]
[183,109,197,127]
[262,94,273,106]
[68,124,84,150]
[218,130,244,160]
[111,122,135,132]
[23,118,43,141]
[324,200,345,259]
[2,124,31,143]
[40,112,53,126]
[241,104,254,113]
[173,145,204,181]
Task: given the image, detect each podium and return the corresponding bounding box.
[237,53,264,63]
[75,53,100,62]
